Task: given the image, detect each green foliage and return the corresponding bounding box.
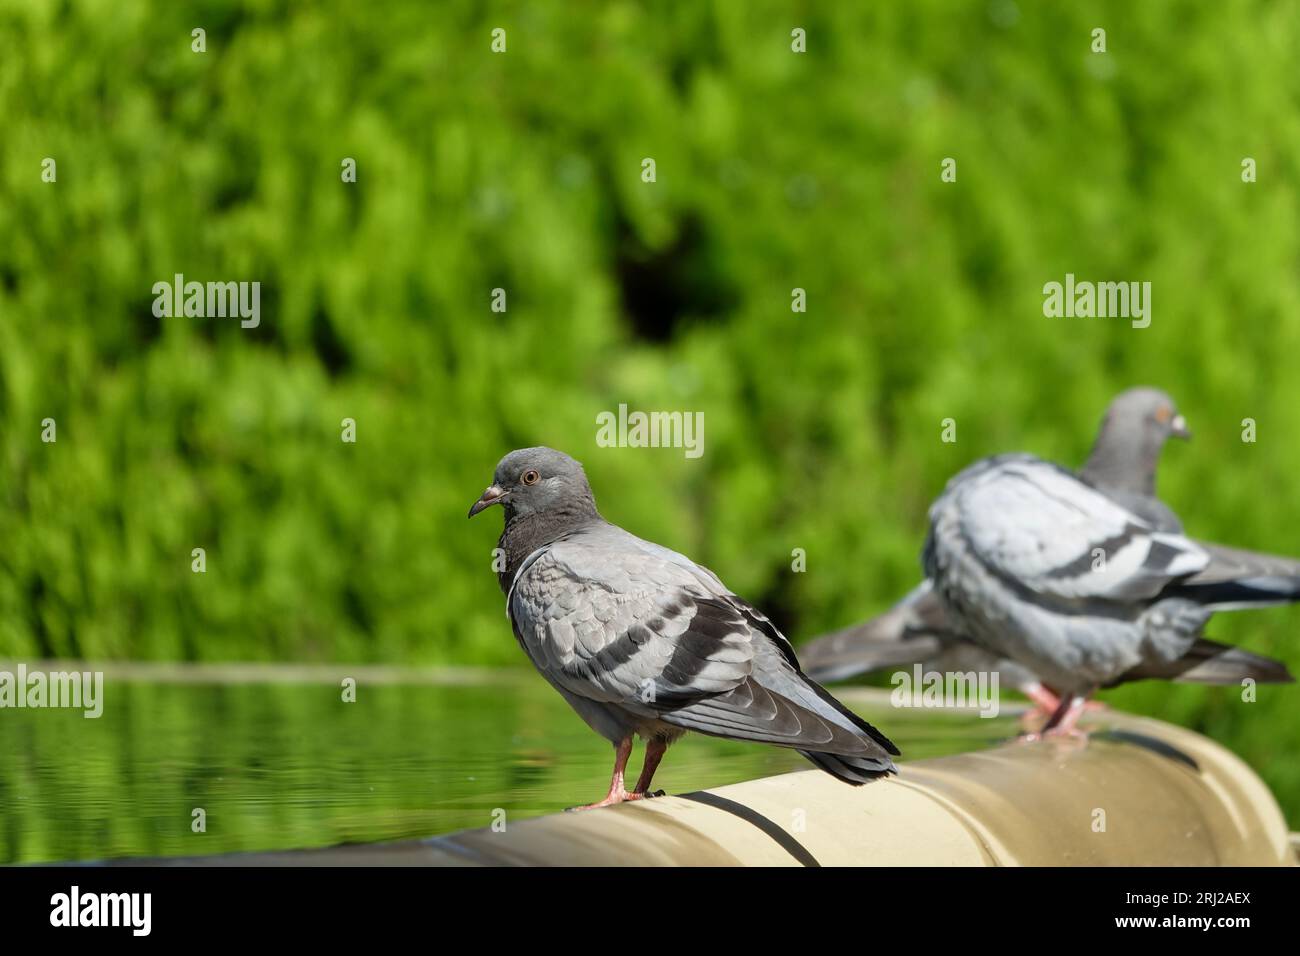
[1,2,1299,814]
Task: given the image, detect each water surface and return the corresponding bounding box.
[0,667,1015,864]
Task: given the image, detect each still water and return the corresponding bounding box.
[0,667,1016,864]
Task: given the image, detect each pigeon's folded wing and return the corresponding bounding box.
[1096,487,1184,533]
[509,541,754,706]
[510,535,895,759]
[954,457,1209,602]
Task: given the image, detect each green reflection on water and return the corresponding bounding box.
[0,673,1013,864]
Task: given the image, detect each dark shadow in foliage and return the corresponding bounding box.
[756,563,802,651]
[26,575,55,660]
[310,298,352,378]
[609,209,740,344]
[211,132,259,213]
[124,292,164,352]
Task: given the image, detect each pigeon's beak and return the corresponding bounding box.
[1171,414,1191,440]
[468,484,508,518]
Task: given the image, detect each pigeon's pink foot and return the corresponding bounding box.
[568,795,620,811]
[1019,694,1090,743]
[567,736,638,812]
[1043,726,1089,742]
[570,737,672,809]
[568,788,645,811]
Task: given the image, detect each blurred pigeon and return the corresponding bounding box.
[469,446,898,808]
[923,452,1300,736]
[800,388,1291,707]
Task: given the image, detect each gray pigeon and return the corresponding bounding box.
[800,387,1292,704]
[469,447,898,808]
[923,452,1300,735]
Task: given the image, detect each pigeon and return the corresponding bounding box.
[799,387,1292,709]
[922,452,1300,736]
[468,446,899,808]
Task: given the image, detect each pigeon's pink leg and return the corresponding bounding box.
[1022,682,1061,717]
[1021,694,1090,742]
[1046,695,1089,734]
[633,739,667,797]
[1044,695,1089,739]
[1017,682,1060,733]
[1020,683,1105,731]
[569,737,651,811]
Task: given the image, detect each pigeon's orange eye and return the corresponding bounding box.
[1155,405,1171,424]
[522,469,540,486]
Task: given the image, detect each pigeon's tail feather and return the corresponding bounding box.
[803,676,902,756]
[1112,637,1294,686]
[1172,575,1300,610]
[800,626,943,683]
[797,749,897,785]
[1175,645,1295,684]
[660,676,901,763]
[1178,542,1300,608]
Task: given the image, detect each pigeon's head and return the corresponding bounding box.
[468,446,598,522]
[1080,386,1190,495]
[1103,386,1191,445]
